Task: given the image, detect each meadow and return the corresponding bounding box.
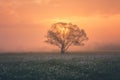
[0,52,120,80]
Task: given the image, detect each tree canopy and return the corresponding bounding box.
[45,22,88,54]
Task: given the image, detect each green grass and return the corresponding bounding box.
[0,52,120,80]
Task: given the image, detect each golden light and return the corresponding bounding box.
[60,27,69,35]
[57,26,70,40]
[51,18,71,23]
[56,24,70,36]
[48,17,79,24]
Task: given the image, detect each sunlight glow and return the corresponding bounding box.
[56,24,70,36]
[59,26,69,35]
[50,17,77,23]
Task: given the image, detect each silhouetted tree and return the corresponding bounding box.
[45,22,88,54]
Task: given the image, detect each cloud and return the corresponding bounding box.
[37,0,120,16]
[1,0,120,23]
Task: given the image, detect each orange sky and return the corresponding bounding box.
[0,0,120,52]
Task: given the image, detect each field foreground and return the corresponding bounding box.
[0,52,120,80]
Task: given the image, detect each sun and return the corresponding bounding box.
[59,27,69,35]
[55,23,70,35]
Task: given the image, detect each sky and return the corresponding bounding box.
[0,0,120,52]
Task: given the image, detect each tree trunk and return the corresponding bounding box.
[61,48,65,54]
[61,44,65,54]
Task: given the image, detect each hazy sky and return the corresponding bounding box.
[0,0,120,52]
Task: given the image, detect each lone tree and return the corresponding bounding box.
[45,22,88,54]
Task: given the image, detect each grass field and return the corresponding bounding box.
[0,52,120,80]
